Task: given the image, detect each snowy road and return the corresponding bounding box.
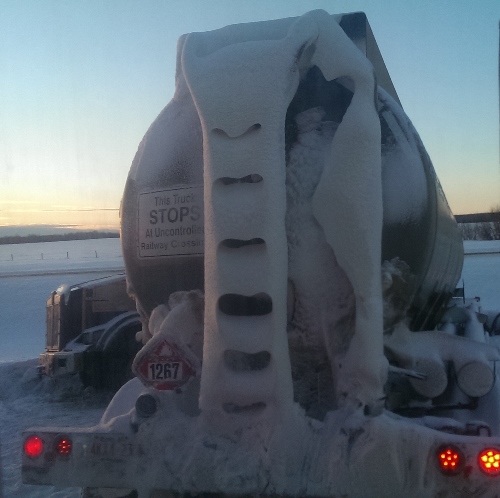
[1,239,500,496]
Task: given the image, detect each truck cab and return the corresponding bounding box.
[39,274,142,389]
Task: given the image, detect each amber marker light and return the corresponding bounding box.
[437,445,464,475]
[23,435,44,459]
[478,448,500,476]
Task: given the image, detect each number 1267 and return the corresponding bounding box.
[148,362,181,380]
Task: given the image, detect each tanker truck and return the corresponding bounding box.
[22,10,500,497]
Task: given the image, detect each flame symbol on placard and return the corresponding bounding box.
[157,342,174,357]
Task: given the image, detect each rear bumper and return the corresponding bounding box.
[21,412,500,497]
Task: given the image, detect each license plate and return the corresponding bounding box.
[87,435,146,460]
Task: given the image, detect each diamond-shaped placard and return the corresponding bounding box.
[134,338,197,390]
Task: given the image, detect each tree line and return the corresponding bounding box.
[459,222,500,241]
[0,231,120,245]
[457,206,500,240]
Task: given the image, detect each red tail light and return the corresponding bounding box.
[55,437,72,456]
[437,445,463,475]
[23,435,44,459]
[478,448,500,476]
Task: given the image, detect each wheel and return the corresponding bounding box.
[101,322,142,390]
[80,317,142,391]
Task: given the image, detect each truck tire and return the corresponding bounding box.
[80,313,143,390]
[79,351,105,389]
[101,321,142,390]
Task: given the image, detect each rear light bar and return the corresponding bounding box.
[23,432,500,484]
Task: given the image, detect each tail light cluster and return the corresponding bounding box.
[478,448,500,476]
[23,435,44,459]
[23,434,72,459]
[437,445,500,477]
[437,446,462,475]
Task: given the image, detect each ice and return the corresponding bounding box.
[306,10,386,409]
[385,321,500,401]
[179,8,388,418]
[181,11,318,415]
[286,107,353,417]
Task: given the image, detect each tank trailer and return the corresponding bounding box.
[22,10,500,497]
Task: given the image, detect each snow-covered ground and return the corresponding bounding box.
[460,240,500,310]
[0,237,124,278]
[0,238,124,364]
[0,238,499,496]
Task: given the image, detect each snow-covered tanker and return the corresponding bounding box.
[22,11,500,498]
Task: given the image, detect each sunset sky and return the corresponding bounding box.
[1,0,499,230]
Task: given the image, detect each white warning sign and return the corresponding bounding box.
[138,186,204,258]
